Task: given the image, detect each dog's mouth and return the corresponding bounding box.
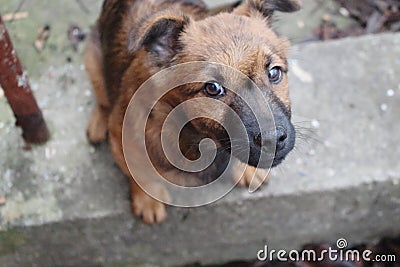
[229,143,293,169]
[271,154,286,168]
[219,124,296,169]
[178,111,295,171]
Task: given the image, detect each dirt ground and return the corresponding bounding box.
[0,0,356,78]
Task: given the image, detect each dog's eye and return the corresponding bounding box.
[268,67,283,84]
[204,82,225,97]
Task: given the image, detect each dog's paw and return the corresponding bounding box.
[132,190,168,224]
[87,105,108,144]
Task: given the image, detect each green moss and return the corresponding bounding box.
[0,0,102,77]
[0,230,26,255]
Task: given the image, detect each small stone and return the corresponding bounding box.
[0,197,6,205]
[45,148,51,159]
[45,148,57,159]
[311,119,320,129]
[309,149,316,156]
[380,103,388,112]
[297,20,305,29]
[339,7,350,17]
[322,14,331,21]
[324,141,333,147]
[85,90,92,97]
[387,89,395,97]
[31,83,39,91]
[0,89,4,98]
[327,169,336,177]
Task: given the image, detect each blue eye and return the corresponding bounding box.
[268,67,283,84]
[204,81,225,97]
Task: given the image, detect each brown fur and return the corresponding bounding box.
[85,0,300,224]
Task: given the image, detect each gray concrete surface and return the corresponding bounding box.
[0,31,399,266]
[1,0,400,266]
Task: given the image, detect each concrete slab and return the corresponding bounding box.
[1,31,399,266]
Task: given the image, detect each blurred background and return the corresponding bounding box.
[0,0,399,266]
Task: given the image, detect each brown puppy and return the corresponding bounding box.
[85,0,300,224]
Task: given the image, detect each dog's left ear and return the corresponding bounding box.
[233,0,301,18]
[128,9,190,65]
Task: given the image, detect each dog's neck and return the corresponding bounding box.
[146,102,230,185]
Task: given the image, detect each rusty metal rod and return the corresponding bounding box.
[0,15,49,144]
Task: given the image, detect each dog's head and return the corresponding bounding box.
[129,0,300,168]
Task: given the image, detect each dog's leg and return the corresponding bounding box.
[84,28,110,144]
[230,158,270,188]
[108,106,169,224]
[130,179,169,224]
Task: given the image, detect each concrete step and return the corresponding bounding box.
[1,31,400,266]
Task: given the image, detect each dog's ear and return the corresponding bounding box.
[128,9,190,64]
[233,0,301,18]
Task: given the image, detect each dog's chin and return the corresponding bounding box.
[232,150,271,169]
[271,157,284,168]
[232,148,288,169]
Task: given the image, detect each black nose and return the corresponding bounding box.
[276,127,288,151]
[253,127,288,151]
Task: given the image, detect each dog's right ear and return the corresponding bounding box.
[128,9,190,64]
[233,0,301,18]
